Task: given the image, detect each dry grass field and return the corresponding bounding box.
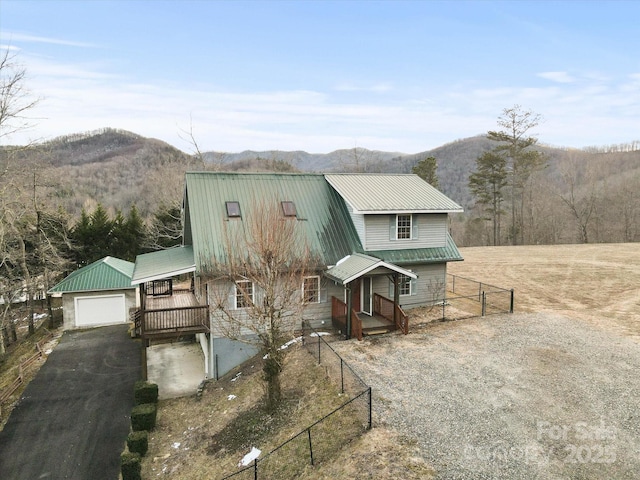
[448,243,640,341]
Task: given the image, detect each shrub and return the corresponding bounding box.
[131,403,157,431]
[127,430,149,457]
[121,452,141,480]
[134,380,159,405]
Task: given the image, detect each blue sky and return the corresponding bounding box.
[1,0,639,153]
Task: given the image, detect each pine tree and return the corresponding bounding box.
[469,152,508,245]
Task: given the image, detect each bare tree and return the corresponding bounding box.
[557,153,599,244]
[0,47,40,145]
[204,198,319,412]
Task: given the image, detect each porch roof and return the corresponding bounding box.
[324,253,417,286]
[132,246,196,285]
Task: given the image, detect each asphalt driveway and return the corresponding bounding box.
[0,325,140,480]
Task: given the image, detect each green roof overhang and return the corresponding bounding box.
[324,253,417,286]
[366,234,463,266]
[132,246,196,285]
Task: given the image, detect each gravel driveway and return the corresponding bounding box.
[332,313,640,479]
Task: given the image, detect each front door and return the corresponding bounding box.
[361,277,372,315]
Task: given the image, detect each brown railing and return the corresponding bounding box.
[373,293,408,334]
[1,329,55,403]
[146,279,173,296]
[137,305,209,338]
[331,296,363,341]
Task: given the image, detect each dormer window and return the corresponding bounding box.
[281,201,297,217]
[226,201,241,218]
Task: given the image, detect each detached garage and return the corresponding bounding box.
[48,257,138,330]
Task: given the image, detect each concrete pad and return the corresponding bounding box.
[147,341,205,399]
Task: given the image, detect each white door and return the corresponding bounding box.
[75,294,126,327]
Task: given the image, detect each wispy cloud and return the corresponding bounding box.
[334,82,393,93]
[537,71,576,83]
[0,32,99,48]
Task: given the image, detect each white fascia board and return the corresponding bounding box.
[341,260,417,285]
[131,266,196,286]
[351,208,463,214]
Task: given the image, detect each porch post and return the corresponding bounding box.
[393,273,399,326]
[346,284,352,340]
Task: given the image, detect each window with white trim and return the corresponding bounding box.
[302,276,320,303]
[396,214,412,239]
[235,280,253,309]
[398,274,412,296]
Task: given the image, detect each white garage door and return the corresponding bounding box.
[75,294,127,327]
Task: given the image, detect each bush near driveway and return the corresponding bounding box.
[131,403,157,431]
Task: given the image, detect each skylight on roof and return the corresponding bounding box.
[226,201,241,217]
[281,201,297,217]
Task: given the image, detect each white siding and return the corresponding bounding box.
[346,202,366,248]
[371,263,447,310]
[365,213,448,251]
[205,274,340,337]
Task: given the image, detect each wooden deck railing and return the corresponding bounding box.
[331,296,363,341]
[373,293,408,334]
[135,305,209,338]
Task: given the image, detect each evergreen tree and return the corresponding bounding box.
[469,152,508,245]
[412,156,439,188]
[487,105,546,244]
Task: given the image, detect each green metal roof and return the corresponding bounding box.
[183,172,363,270]
[48,256,135,293]
[365,234,464,265]
[325,173,464,214]
[325,253,417,285]
[131,246,196,285]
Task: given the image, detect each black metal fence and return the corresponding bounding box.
[437,274,514,321]
[221,322,371,479]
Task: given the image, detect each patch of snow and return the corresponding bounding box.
[280,336,303,350]
[44,349,52,355]
[238,447,261,467]
[265,336,304,358]
[310,332,330,337]
[228,394,237,401]
[172,442,181,449]
[230,372,242,382]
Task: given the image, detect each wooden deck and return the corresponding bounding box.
[136,289,209,339]
[145,290,201,310]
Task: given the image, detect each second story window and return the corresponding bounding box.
[396,214,412,239]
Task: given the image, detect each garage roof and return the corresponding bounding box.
[48,257,135,293]
[131,245,196,285]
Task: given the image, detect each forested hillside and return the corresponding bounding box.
[3,127,639,247]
